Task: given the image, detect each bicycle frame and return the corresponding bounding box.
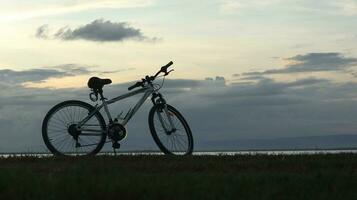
[77,85,154,133]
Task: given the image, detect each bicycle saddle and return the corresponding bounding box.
[87,77,112,90]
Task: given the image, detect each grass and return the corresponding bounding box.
[0,154,357,200]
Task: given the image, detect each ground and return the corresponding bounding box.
[0,154,356,199]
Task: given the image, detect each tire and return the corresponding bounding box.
[148,104,193,155]
[42,100,107,156]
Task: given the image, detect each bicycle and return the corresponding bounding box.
[42,61,193,156]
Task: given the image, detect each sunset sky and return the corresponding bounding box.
[0,0,356,152]
[2,0,356,86]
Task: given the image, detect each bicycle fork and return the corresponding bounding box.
[157,105,176,134]
[151,92,176,134]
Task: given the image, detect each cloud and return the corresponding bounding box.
[99,68,135,74]
[37,19,157,42]
[287,52,357,71]
[300,1,357,16]
[53,63,92,75]
[0,63,125,85]
[161,79,200,89]
[243,52,357,76]
[6,64,91,84]
[209,77,329,99]
[35,24,49,39]
[351,71,357,77]
[0,53,356,152]
[219,1,357,17]
[0,74,356,152]
[0,0,153,22]
[0,68,70,85]
[203,76,226,87]
[219,0,241,13]
[237,75,268,81]
[219,0,281,14]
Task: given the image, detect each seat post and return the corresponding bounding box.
[98,88,106,100]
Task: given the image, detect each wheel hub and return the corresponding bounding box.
[68,124,81,138]
[166,128,176,135]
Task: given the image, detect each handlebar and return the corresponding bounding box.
[153,61,173,79]
[128,61,174,91]
[128,81,143,90]
[162,61,173,73]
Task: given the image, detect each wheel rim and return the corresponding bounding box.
[45,104,104,155]
[152,109,191,155]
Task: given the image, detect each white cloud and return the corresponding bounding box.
[219,0,357,16]
[219,0,281,14]
[333,0,357,15]
[292,1,357,16]
[219,1,242,13]
[0,0,154,22]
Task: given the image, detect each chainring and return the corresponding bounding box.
[107,122,127,142]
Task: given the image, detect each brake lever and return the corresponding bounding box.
[165,69,174,76]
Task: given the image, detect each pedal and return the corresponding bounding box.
[112,142,120,149]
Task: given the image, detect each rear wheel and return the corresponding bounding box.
[148,104,193,155]
[42,100,107,156]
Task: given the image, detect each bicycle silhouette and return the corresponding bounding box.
[42,61,193,156]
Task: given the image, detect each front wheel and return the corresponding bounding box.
[148,104,193,155]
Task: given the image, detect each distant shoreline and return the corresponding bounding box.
[1,149,357,157]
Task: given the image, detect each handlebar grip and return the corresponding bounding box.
[161,61,173,71]
[128,82,141,91]
[164,61,173,68]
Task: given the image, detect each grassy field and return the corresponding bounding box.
[0,154,357,200]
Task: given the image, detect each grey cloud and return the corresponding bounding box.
[0,73,356,152]
[347,69,357,77]
[170,79,357,146]
[53,63,91,75]
[203,76,226,87]
[160,79,200,89]
[215,76,225,81]
[109,78,220,93]
[237,75,269,81]
[287,52,357,71]
[0,64,124,85]
[243,52,357,76]
[222,78,329,99]
[38,19,156,42]
[0,65,88,85]
[36,24,49,39]
[99,68,135,74]
[291,43,311,49]
[0,68,69,84]
[284,77,329,87]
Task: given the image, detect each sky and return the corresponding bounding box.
[0,0,356,152]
